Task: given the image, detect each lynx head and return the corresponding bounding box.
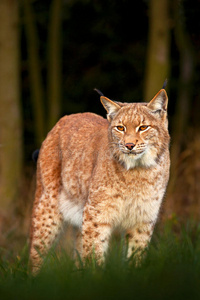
[101,89,170,170]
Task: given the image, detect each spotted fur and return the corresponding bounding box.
[29,89,170,273]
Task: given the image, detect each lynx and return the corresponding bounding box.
[29,89,170,273]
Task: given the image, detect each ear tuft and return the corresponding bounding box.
[147,89,168,112]
[162,78,168,90]
[100,96,121,121]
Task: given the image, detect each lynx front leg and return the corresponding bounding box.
[126,222,154,264]
[81,205,112,263]
[29,192,63,274]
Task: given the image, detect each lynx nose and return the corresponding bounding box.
[125,143,135,150]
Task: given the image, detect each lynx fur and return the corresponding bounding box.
[29,89,170,273]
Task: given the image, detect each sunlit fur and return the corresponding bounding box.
[29,89,170,274]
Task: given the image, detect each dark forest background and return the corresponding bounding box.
[0,0,200,253]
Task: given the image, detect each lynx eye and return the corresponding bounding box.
[139,125,149,131]
[116,125,125,132]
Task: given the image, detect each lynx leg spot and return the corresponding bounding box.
[95,232,100,238]
[126,232,134,239]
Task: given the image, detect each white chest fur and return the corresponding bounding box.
[59,190,84,227]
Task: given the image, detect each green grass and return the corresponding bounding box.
[1,221,200,300]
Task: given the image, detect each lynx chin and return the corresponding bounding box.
[29,89,170,274]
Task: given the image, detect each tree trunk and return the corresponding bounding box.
[169,0,194,188]
[164,0,194,217]
[0,0,22,210]
[144,0,170,101]
[47,0,62,130]
[23,0,46,145]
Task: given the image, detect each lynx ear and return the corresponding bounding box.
[100,96,121,122]
[147,89,168,112]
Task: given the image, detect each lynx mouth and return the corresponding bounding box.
[119,144,146,157]
[124,150,145,156]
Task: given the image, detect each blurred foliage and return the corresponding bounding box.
[1,224,200,299]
